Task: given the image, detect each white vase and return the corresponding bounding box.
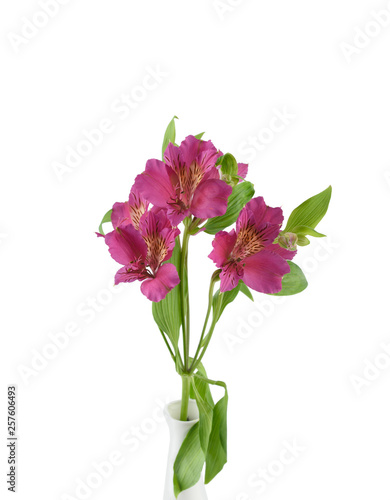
[163,400,208,500]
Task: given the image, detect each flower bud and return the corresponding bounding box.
[278,232,298,251]
[220,173,239,187]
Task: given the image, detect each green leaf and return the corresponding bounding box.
[191,380,214,453]
[190,362,214,407]
[173,423,205,498]
[212,287,239,322]
[272,261,308,296]
[162,116,178,159]
[212,281,253,322]
[284,186,332,233]
[205,388,228,484]
[297,235,310,246]
[290,225,326,238]
[238,282,254,301]
[204,181,255,235]
[152,237,182,351]
[194,132,205,140]
[98,209,112,236]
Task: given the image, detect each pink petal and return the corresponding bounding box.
[242,250,291,294]
[140,263,180,302]
[238,197,283,231]
[111,201,131,229]
[129,184,149,210]
[139,210,180,267]
[209,230,237,267]
[202,165,220,181]
[180,136,221,173]
[105,225,147,265]
[220,262,243,292]
[191,179,232,219]
[114,266,145,284]
[268,242,297,260]
[256,223,281,247]
[167,206,190,226]
[164,142,185,175]
[237,163,248,180]
[134,159,175,208]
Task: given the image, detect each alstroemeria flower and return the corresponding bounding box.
[209,197,296,294]
[111,186,149,230]
[134,135,232,226]
[105,208,180,302]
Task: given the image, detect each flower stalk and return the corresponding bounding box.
[180,375,191,421]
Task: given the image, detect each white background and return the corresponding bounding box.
[1,1,390,499]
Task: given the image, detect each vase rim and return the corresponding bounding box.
[164,399,199,424]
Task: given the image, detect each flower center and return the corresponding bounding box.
[177,162,204,206]
[143,234,168,273]
[232,224,264,260]
[129,203,147,231]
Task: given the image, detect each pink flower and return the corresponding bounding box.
[208,197,296,294]
[134,135,232,226]
[105,208,180,302]
[111,186,149,230]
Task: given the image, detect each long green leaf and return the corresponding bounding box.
[204,181,255,235]
[173,423,205,498]
[152,238,182,351]
[190,362,214,407]
[284,186,332,233]
[290,225,326,238]
[98,209,112,235]
[205,389,228,484]
[191,380,214,453]
[162,116,178,159]
[272,261,308,296]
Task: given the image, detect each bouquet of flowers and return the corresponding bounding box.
[97,117,331,498]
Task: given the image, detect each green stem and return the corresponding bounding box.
[191,292,223,373]
[189,272,220,372]
[179,220,191,421]
[158,328,175,361]
[180,221,191,371]
[180,375,191,421]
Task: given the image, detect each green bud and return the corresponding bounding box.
[278,232,298,251]
[220,173,239,187]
